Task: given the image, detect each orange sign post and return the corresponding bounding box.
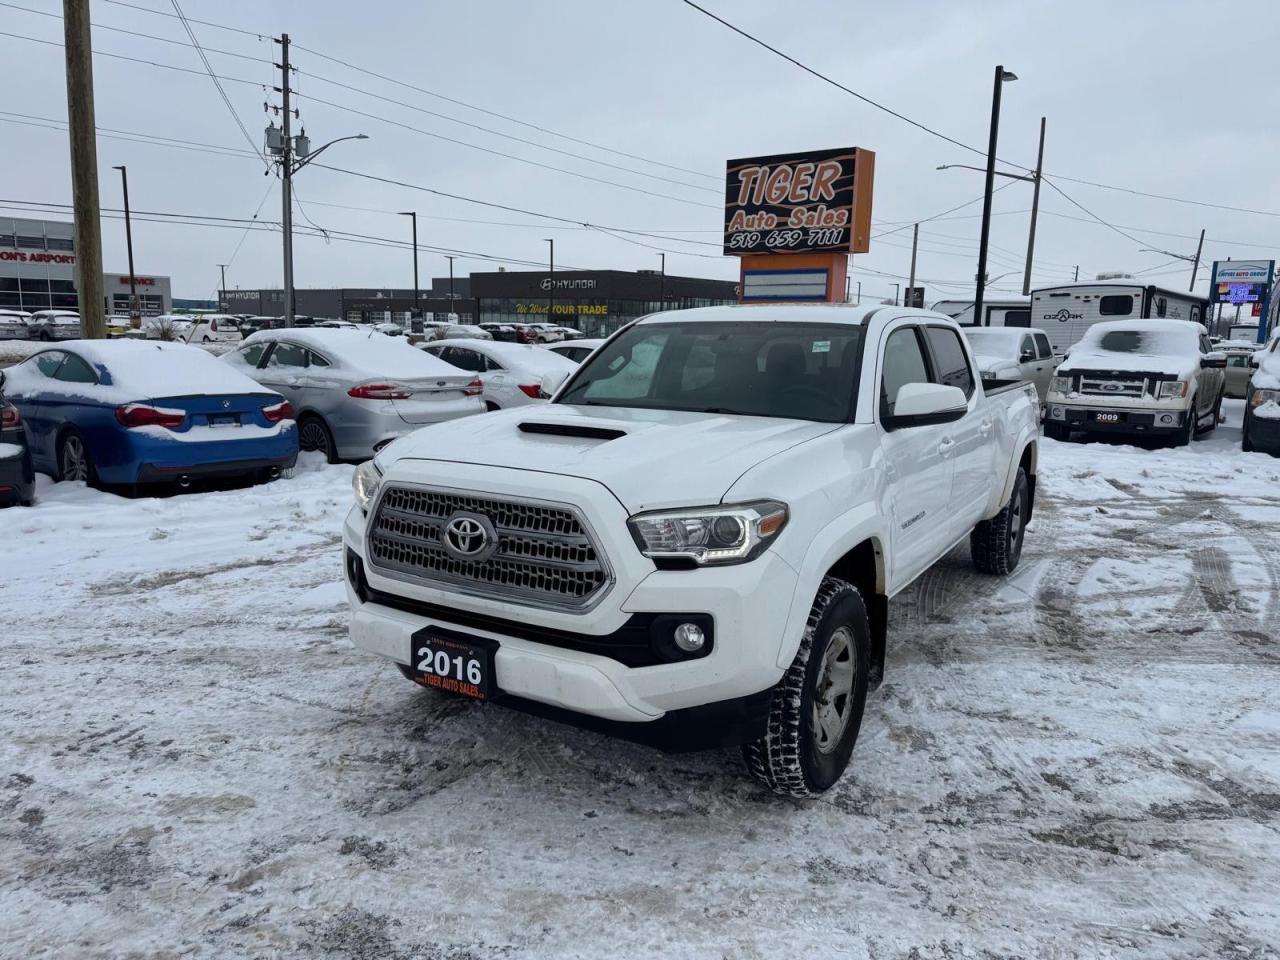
[723,147,874,304]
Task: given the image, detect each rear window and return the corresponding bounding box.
[1099,295,1133,316]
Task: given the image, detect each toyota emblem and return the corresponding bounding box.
[441,511,497,562]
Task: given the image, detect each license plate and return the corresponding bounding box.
[408,627,498,700]
[208,413,240,427]
[1093,412,1122,423]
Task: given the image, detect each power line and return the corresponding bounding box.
[99,0,720,183]
[1040,176,1148,248]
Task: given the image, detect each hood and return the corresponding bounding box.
[1057,348,1198,379]
[379,403,839,512]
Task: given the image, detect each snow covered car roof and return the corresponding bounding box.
[8,340,274,402]
[239,327,464,379]
[422,338,578,374]
[632,303,916,328]
[1057,319,1207,375]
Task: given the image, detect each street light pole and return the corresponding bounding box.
[1189,228,1205,292]
[399,211,419,319]
[974,64,1017,329]
[658,252,666,309]
[545,238,554,321]
[444,255,456,309]
[1022,116,1046,297]
[217,263,228,310]
[111,164,138,323]
[907,223,918,306]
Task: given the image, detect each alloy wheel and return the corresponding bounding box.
[299,418,330,455]
[811,626,857,755]
[61,435,89,482]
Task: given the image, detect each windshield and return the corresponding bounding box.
[1093,328,1194,356]
[556,320,863,422]
[964,330,1021,358]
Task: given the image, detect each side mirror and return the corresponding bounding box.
[1249,355,1261,368]
[539,369,569,400]
[884,382,968,431]
[1201,352,1227,369]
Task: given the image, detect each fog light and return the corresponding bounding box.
[1159,414,1173,424]
[673,622,705,653]
[1050,406,1064,420]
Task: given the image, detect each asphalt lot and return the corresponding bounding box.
[2,401,1279,959]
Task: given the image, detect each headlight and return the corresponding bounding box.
[1251,388,1279,408]
[1050,376,1071,394]
[627,500,788,566]
[352,459,383,513]
[1158,380,1189,399]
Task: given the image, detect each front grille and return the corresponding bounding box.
[1079,375,1147,398]
[367,485,610,609]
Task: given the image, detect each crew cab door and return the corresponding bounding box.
[877,324,955,587]
[922,325,995,534]
[1196,332,1225,416]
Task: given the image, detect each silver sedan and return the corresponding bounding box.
[224,328,485,461]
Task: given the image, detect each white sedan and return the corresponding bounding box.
[546,338,605,363]
[419,338,576,410]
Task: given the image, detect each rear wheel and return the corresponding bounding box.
[971,467,1028,575]
[58,430,95,485]
[743,578,871,798]
[298,413,337,463]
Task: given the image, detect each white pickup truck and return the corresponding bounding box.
[343,304,1040,796]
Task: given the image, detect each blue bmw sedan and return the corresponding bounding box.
[2,340,298,487]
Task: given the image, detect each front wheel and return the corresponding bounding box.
[971,467,1028,575]
[744,577,871,798]
[1171,411,1194,447]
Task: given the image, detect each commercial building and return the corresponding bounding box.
[220,269,737,336]
[472,269,738,337]
[0,217,172,316]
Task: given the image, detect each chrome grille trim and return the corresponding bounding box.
[1078,375,1147,398]
[365,482,613,612]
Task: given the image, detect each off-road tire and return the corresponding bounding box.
[1043,422,1069,442]
[1171,410,1194,447]
[298,413,338,463]
[743,577,871,798]
[971,467,1029,576]
[1194,392,1223,438]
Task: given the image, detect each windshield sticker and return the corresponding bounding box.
[812,340,831,353]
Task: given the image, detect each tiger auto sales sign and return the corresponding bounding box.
[723,146,875,256]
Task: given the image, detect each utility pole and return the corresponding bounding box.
[444,255,456,308]
[399,211,419,318]
[974,64,1017,332]
[658,252,666,309]
[544,238,554,320]
[1073,265,1079,282]
[62,0,106,339]
[276,33,295,327]
[111,165,138,325]
[891,282,900,306]
[217,264,228,309]
[1022,116,1046,296]
[908,223,919,305]
[1189,228,1205,292]
[856,281,861,304]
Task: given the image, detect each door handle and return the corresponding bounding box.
[938,436,956,457]
[979,419,993,436]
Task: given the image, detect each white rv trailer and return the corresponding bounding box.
[1030,281,1210,355]
[930,297,1030,327]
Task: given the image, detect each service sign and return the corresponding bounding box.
[724,147,874,256]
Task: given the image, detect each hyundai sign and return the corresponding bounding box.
[723,147,875,256]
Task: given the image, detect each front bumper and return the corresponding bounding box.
[1044,399,1187,435]
[1245,411,1280,453]
[0,442,35,505]
[342,483,796,744]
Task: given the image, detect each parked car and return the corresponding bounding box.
[1243,337,1280,455]
[547,338,606,364]
[26,311,81,341]
[373,322,404,337]
[1043,319,1226,445]
[237,316,287,338]
[315,320,363,330]
[1222,345,1260,399]
[478,322,517,342]
[0,310,32,340]
[524,322,565,343]
[962,327,1059,401]
[105,315,138,338]
[436,323,493,341]
[0,371,35,507]
[1,340,297,487]
[419,338,576,410]
[553,325,586,340]
[225,328,484,462]
[508,323,540,345]
[346,304,1040,796]
[183,314,244,343]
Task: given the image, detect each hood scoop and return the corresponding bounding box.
[518,421,626,442]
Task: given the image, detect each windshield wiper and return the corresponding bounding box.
[696,407,747,415]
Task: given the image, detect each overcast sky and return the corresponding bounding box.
[3,0,1278,303]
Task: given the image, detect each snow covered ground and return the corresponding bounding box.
[2,402,1279,959]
